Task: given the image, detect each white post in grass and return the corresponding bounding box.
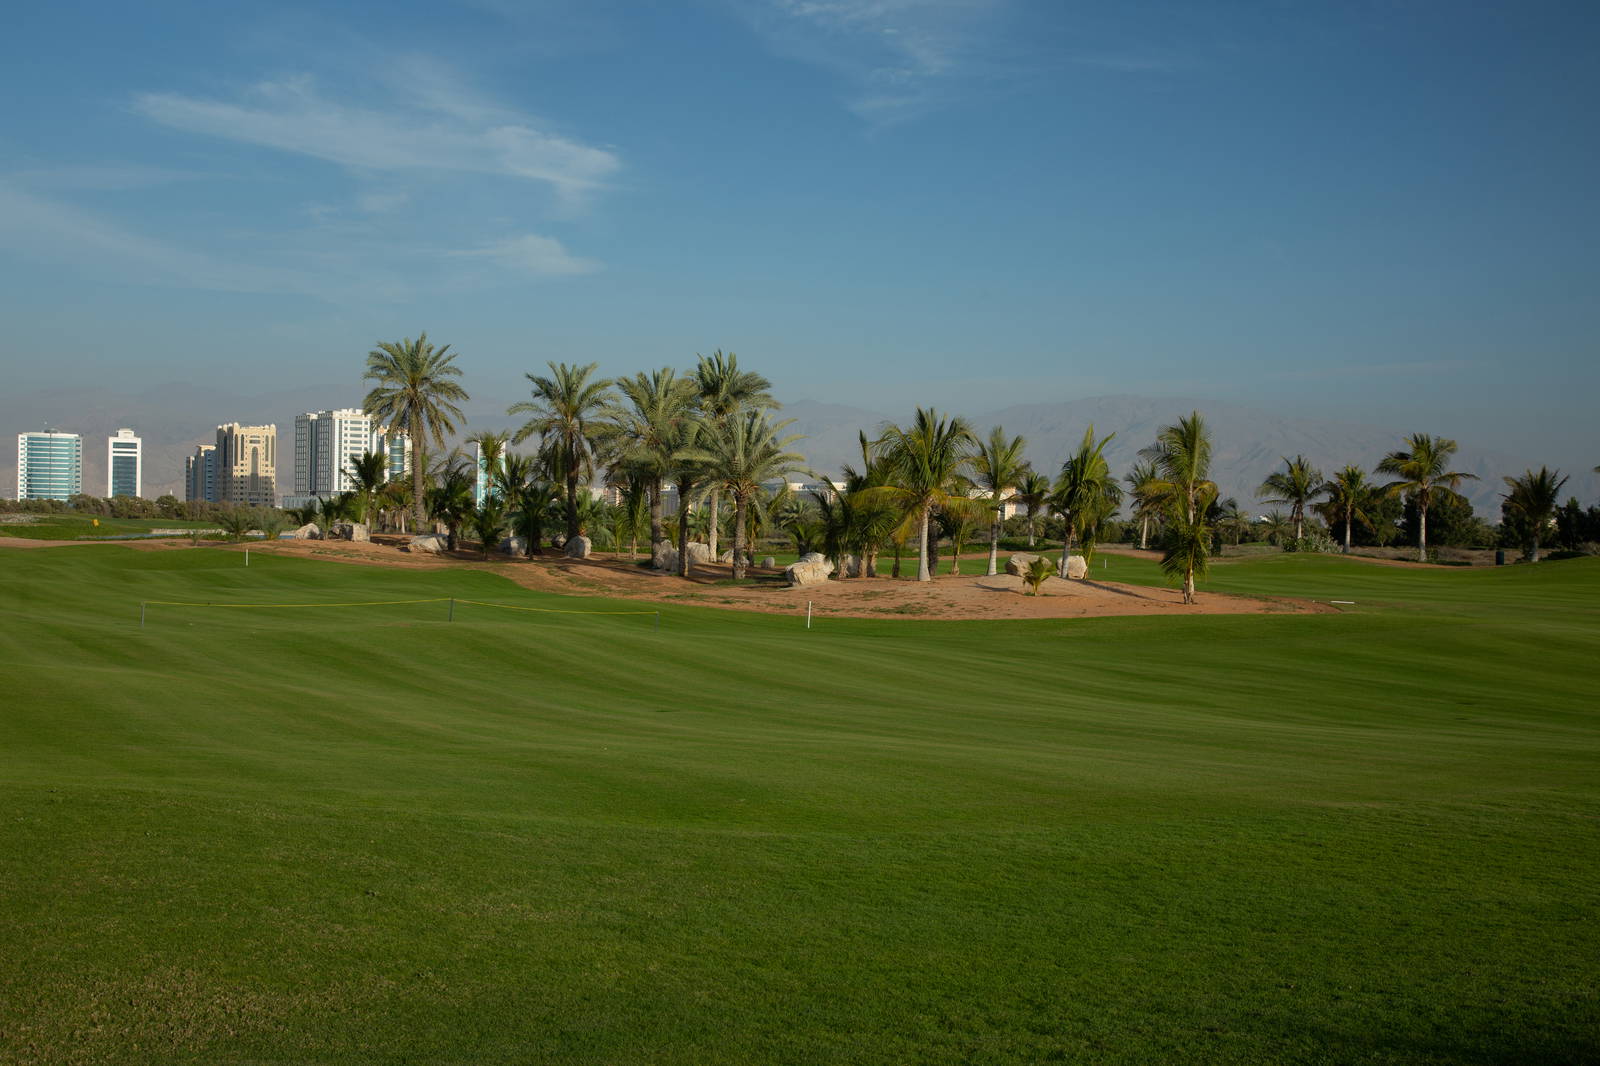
[806,600,812,630]
[245,548,249,567]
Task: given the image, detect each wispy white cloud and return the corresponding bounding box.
[448,232,599,276]
[131,70,619,204]
[7,163,217,191]
[355,189,410,214]
[735,0,1012,122]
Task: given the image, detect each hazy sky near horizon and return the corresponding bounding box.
[1,1,1595,460]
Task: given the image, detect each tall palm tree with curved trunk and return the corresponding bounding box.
[693,350,776,560]
[364,333,469,531]
[972,427,1028,576]
[1014,469,1051,547]
[1376,434,1477,562]
[1257,455,1325,541]
[689,412,805,579]
[1318,465,1380,553]
[609,368,699,556]
[510,362,615,544]
[1051,426,1116,577]
[861,409,976,582]
[1142,412,1217,603]
[1501,467,1568,562]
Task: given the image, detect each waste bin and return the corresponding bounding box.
[1495,549,1505,566]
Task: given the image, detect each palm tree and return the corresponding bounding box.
[609,368,699,555]
[1257,455,1325,541]
[1501,467,1568,562]
[510,481,561,557]
[1318,465,1380,553]
[1215,498,1252,548]
[861,409,977,582]
[471,499,507,559]
[345,451,389,526]
[1014,469,1051,547]
[1376,434,1478,562]
[1124,459,1162,550]
[972,427,1028,576]
[364,333,469,530]
[693,350,776,560]
[1024,555,1055,596]
[467,431,510,503]
[426,459,476,552]
[689,412,805,579]
[317,492,354,533]
[1142,412,1217,602]
[510,362,615,545]
[1259,510,1293,547]
[1050,426,1117,577]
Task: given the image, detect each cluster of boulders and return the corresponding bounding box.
[405,534,448,554]
[287,522,370,542]
[1005,552,1088,580]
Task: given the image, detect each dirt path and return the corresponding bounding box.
[198,538,1332,621]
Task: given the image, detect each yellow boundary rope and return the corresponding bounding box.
[141,598,449,608]
[454,598,658,616]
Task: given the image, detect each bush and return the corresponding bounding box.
[1283,531,1337,554]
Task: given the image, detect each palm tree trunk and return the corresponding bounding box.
[566,468,580,543]
[1058,514,1073,577]
[731,495,747,580]
[987,512,1001,576]
[893,543,902,579]
[1027,510,1037,547]
[1139,515,1148,550]
[708,488,720,560]
[411,414,426,531]
[677,478,694,577]
[916,507,932,582]
[1344,514,1353,554]
[1418,502,1428,563]
[1183,567,1196,604]
[649,477,664,549]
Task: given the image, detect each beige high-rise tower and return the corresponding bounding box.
[215,423,278,507]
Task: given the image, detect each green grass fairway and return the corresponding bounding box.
[2,546,1597,1064]
[0,514,216,540]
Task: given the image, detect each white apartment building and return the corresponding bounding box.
[107,428,142,498]
[294,408,411,499]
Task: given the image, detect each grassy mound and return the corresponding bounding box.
[2,547,1596,1064]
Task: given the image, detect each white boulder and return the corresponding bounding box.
[565,535,592,559]
[1065,554,1088,580]
[786,552,835,587]
[289,523,321,541]
[330,522,370,542]
[1006,552,1044,577]
[652,541,678,572]
[406,534,448,554]
[760,556,776,569]
[500,536,528,556]
[684,541,714,566]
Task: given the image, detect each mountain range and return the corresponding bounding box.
[4,385,1594,519]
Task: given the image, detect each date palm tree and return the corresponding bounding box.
[426,458,476,552]
[1050,426,1116,577]
[1215,497,1251,548]
[1318,465,1380,553]
[1258,455,1325,541]
[1376,434,1477,562]
[1014,469,1051,547]
[471,498,507,559]
[467,431,510,503]
[693,350,776,560]
[1501,467,1568,562]
[364,333,468,531]
[345,451,389,526]
[609,368,699,555]
[1124,459,1162,550]
[510,362,615,544]
[689,411,805,579]
[1142,412,1217,603]
[972,426,1028,576]
[510,481,561,557]
[861,408,977,582]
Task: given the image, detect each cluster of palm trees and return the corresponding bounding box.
[359,336,802,577]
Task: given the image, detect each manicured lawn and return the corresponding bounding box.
[1,546,1596,1064]
[0,514,216,540]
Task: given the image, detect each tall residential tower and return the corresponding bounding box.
[107,428,142,498]
[215,423,277,507]
[16,431,82,501]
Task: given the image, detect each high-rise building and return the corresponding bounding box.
[107,428,142,498]
[16,431,82,501]
[185,444,217,503]
[215,423,277,507]
[293,409,413,500]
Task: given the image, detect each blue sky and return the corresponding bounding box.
[1,0,1596,460]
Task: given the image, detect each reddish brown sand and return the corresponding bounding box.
[0,535,1334,621]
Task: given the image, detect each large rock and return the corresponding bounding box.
[289,523,321,541]
[785,552,835,587]
[651,541,678,572]
[840,553,863,578]
[1006,552,1044,577]
[330,522,370,543]
[684,541,714,566]
[405,534,448,554]
[565,535,592,559]
[500,536,528,556]
[760,556,776,569]
[1065,554,1088,580]
[717,549,734,565]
